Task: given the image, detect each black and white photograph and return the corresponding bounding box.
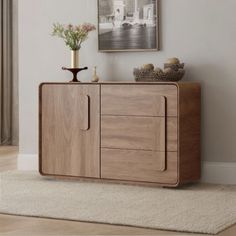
[98,0,159,51]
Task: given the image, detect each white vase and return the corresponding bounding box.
[92,66,100,82]
[71,50,79,68]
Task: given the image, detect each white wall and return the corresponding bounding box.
[19,0,236,166]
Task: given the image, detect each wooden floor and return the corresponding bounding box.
[0,146,235,236]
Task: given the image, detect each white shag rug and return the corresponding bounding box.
[0,171,236,235]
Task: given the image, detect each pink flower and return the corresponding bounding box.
[52,22,95,50]
[81,23,96,33]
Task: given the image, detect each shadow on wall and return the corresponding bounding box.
[185,63,236,162]
[103,54,122,81]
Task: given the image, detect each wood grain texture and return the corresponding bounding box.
[39,81,201,187]
[0,146,18,172]
[101,116,177,152]
[1,213,216,236]
[101,149,177,184]
[177,83,201,184]
[101,85,177,117]
[39,84,100,178]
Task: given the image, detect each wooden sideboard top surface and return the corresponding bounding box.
[40,81,200,86]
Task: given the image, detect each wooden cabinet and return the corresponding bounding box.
[39,82,201,187]
[39,84,100,178]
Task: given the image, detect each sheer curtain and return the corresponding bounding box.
[0,0,18,145]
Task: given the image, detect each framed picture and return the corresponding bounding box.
[98,0,159,52]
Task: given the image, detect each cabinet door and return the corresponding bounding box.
[40,84,100,178]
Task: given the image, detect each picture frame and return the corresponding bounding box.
[97,0,159,52]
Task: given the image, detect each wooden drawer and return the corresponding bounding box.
[101,84,178,117]
[101,116,178,152]
[101,148,178,184]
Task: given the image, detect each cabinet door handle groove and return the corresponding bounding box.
[79,95,90,131]
[157,96,167,171]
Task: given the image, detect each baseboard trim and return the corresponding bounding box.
[201,161,236,185]
[17,155,236,185]
[17,154,38,171]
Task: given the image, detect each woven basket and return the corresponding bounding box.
[164,63,185,71]
[133,68,185,82]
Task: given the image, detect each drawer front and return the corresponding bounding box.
[101,116,178,152]
[101,84,178,117]
[101,149,178,184]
